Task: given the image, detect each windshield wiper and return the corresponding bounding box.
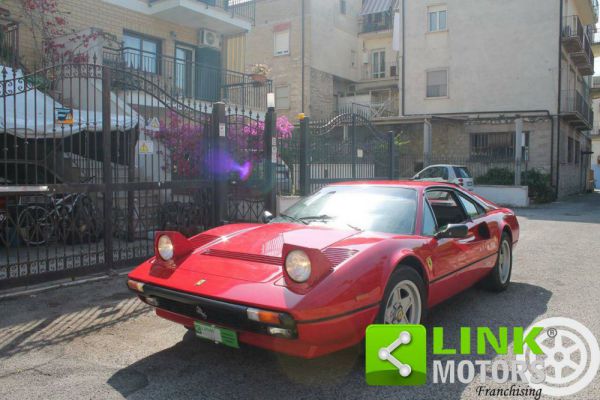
[299,215,363,231]
[279,213,309,225]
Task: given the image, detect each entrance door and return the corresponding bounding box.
[196,47,221,102]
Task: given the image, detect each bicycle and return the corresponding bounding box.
[17,177,101,246]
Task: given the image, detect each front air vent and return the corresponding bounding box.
[203,249,282,265]
[323,248,358,267]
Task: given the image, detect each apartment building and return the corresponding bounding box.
[247,0,595,196]
[383,0,598,197]
[1,0,268,110]
[245,0,363,119]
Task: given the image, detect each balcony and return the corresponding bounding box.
[361,61,398,81]
[562,16,594,75]
[110,0,255,35]
[359,18,393,34]
[561,89,594,130]
[103,47,272,111]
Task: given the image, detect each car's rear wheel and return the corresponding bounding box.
[377,267,426,324]
[482,232,512,292]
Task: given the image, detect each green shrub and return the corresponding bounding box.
[522,169,555,203]
[475,167,555,203]
[474,168,513,185]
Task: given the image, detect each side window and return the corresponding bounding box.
[426,190,468,227]
[422,200,438,236]
[457,193,483,219]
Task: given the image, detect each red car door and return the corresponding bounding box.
[423,189,489,305]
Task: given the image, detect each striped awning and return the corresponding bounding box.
[360,0,393,15]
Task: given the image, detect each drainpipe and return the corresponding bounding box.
[401,0,406,116]
[301,0,306,113]
[555,0,563,199]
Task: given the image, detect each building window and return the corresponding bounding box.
[275,85,290,109]
[470,132,515,160]
[274,29,290,56]
[340,0,347,14]
[123,31,161,73]
[426,69,448,97]
[428,7,447,32]
[575,140,580,164]
[174,46,193,97]
[371,49,385,79]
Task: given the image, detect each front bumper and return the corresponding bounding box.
[128,279,379,358]
[129,281,297,338]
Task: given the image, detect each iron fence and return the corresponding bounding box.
[0,57,277,289]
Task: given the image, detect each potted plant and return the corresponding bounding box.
[249,63,271,85]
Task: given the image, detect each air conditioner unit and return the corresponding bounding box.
[198,29,221,49]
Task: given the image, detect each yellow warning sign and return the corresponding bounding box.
[138,140,154,155]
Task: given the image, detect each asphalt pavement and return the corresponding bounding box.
[1,191,599,400]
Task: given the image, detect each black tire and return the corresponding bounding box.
[482,232,513,292]
[376,266,427,324]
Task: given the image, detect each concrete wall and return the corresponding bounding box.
[402,0,561,115]
[473,186,529,208]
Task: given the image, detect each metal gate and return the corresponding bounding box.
[297,111,395,195]
[0,58,269,289]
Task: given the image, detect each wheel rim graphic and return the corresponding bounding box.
[515,317,600,397]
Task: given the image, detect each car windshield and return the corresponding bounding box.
[273,186,418,234]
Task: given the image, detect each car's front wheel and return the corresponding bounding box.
[377,267,427,324]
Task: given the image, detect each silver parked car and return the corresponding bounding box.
[412,164,475,191]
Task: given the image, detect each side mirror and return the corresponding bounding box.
[434,224,469,239]
[261,211,274,224]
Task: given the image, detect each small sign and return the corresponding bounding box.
[219,123,226,137]
[146,117,160,132]
[272,138,277,146]
[56,107,74,125]
[139,140,154,155]
[357,148,364,158]
[271,146,278,163]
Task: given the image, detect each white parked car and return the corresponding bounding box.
[412,164,475,190]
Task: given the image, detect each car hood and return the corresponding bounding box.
[178,223,360,283]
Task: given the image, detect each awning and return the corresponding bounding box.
[360,0,393,16]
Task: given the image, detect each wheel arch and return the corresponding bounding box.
[395,255,429,285]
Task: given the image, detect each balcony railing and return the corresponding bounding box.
[561,89,594,129]
[103,47,272,110]
[562,16,594,75]
[148,0,256,24]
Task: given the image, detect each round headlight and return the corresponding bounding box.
[157,235,174,261]
[285,250,311,283]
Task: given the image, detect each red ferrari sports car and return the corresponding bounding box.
[127,181,519,358]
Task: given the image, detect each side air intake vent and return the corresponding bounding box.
[323,248,358,267]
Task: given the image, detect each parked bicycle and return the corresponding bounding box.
[17,177,102,246]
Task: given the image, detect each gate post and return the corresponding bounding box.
[102,66,113,269]
[351,113,357,179]
[299,115,310,196]
[264,106,277,213]
[388,131,395,180]
[212,102,228,226]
